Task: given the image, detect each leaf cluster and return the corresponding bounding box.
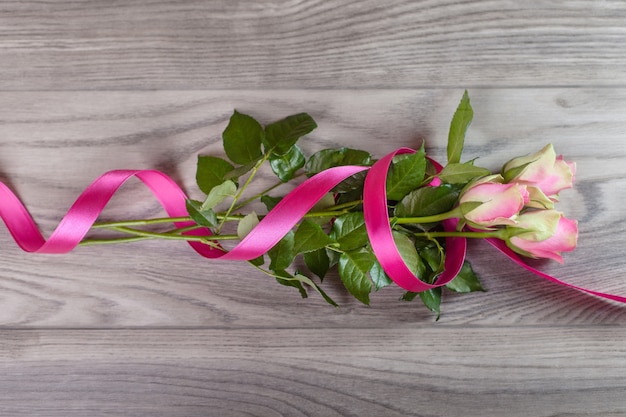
[188,92,489,318]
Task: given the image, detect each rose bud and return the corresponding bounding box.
[501,144,576,205]
[459,180,529,228]
[506,210,578,263]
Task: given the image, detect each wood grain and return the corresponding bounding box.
[0,89,625,328]
[2,1,626,415]
[2,328,626,417]
[0,0,626,89]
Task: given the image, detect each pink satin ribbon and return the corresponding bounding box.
[363,147,466,292]
[1,150,624,304]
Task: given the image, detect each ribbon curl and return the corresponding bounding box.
[363,147,466,293]
[1,149,625,304]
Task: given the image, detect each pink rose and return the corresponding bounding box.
[459,180,529,228]
[506,210,578,263]
[502,144,576,205]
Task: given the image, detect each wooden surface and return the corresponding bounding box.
[1,1,626,416]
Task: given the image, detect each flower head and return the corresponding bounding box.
[506,210,578,263]
[501,144,576,206]
[459,178,529,228]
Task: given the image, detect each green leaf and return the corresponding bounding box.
[395,185,460,218]
[425,159,439,179]
[196,156,234,194]
[294,220,335,254]
[275,270,338,307]
[459,201,483,217]
[501,160,535,183]
[438,163,491,184]
[307,192,336,225]
[222,110,264,164]
[369,260,393,291]
[401,291,419,302]
[186,199,218,228]
[447,90,473,165]
[305,147,372,176]
[309,192,336,213]
[274,270,308,299]
[332,171,367,194]
[237,211,259,239]
[341,148,372,165]
[327,247,340,269]
[419,287,442,320]
[336,188,364,208]
[223,158,261,181]
[330,212,368,251]
[249,255,264,267]
[268,230,295,271]
[264,113,317,155]
[269,144,305,182]
[261,195,282,211]
[305,148,345,175]
[304,248,330,280]
[294,272,338,307]
[392,231,423,276]
[201,180,237,210]
[446,261,485,293]
[338,248,375,305]
[385,146,427,201]
[420,244,445,279]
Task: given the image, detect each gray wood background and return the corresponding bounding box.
[1,1,626,416]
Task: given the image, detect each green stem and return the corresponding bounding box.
[217,155,269,233]
[91,192,360,233]
[327,199,362,212]
[162,225,205,235]
[91,214,244,230]
[234,171,307,210]
[80,236,153,246]
[298,200,363,220]
[302,210,344,219]
[106,226,239,242]
[91,216,192,229]
[394,206,463,225]
[413,229,507,240]
[248,262,280,279]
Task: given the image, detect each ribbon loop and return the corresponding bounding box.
[362,148,466,292]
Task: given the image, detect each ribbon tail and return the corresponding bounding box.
[0,165,371,259]
[0,170,200,254]
[0,182,47,252]
[486,238,626,303]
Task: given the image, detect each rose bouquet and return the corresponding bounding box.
[0,91,614,318]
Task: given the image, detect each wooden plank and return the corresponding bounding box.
[0,89,625,327]
[1,1,626,89]
[1,328,625,416]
